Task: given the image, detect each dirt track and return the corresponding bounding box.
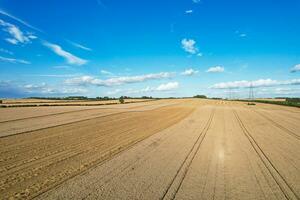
[0,99,299,199]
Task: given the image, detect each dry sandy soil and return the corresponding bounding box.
[0,99,299,199]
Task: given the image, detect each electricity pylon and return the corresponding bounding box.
[249,82,254,100]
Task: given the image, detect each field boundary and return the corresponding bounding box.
[0,100,166,124]
[236,99,300,108]
[0,99,156,108]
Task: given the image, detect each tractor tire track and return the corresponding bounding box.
[160,108,215,200]
[252,109,300,140]
[233,109,299,200]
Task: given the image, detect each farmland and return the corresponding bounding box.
[0,99,299,199]
[0,98,155,108]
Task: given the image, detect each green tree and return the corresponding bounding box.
[119,96,125,104]
[193,95,207,99]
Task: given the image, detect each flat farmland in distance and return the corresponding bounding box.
[0,99,299,199]
[255,98,287,102]
[0,98,155,107]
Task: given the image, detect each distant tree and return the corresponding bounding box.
[141,96,153,99]
[0,100,2,104]
[65,96,88,100]
[193,95,207,99]
[286,98,300,103]
[119,96,125,104]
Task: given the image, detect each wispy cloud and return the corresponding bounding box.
[0,48,13,55]
[0,56,30,64]
[192,0,201,3]
[181,38,199,54]
[100,70,113,76]
[65,72,174,87]
[0,9,42,32]
[210,78,300,89]
[272,87,300,95]
[68,40,92,51]
[185,10,193,14]
[235,30,247,38]
[96,0,107,9]
[0,19,37,45]
[181,68,199,76]
[43,42,87,66]
[53,65,72,69]
[23,83,87,95]
[290,64,300,73]
[206,66,224,73]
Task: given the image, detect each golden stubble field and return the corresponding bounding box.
[0,98,155,107]
[0,99,299,199]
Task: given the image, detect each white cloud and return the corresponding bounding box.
[0,9,42,32]
[65,76,95,86]
[156,82,179,91]
[43,42,87,66]
[107,82,179,95]
[0,19,37,45]
[181,38,198,54]
[290,64,300,73]
[181,68,199,76]
[28,34,37,39]
[185,10,193,14]
[68,40,92,51]
[210,78,300,89]
[206,66,224,73]
[253,87,300,97]
[100,70,113,76]
[0,56,30,64]
[65,72,174,87]
[197,53,203,57]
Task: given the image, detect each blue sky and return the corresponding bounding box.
[0,0,300,98]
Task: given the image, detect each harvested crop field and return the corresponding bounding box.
[0,99,299,199]
[0,98,155,107]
